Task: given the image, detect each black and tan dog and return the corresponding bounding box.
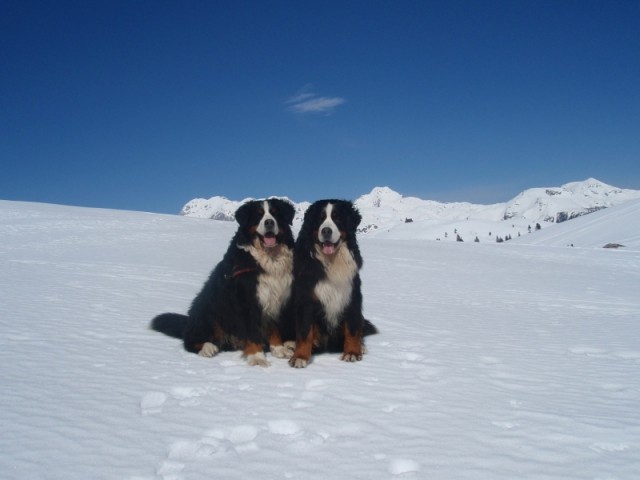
[151,198,296,367]
[289,199,377,368]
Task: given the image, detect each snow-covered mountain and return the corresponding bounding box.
[180,196,239,221]
[180,179,640,239]
[181,196,311,228]
[502,178,637,223]
[514,197,640,249]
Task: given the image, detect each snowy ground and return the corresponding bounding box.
[1,200,639,479]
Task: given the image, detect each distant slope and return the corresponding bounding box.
[513,198,640,250]
[502,177,637,223]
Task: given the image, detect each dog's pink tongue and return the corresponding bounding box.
[264,235,276,247]
[322,243,336,255]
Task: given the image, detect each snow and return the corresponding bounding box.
[2,199,640,479]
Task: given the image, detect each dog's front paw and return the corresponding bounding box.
[289,356,308,368]
[198,342,219,358]
[270,344,294,359]
[340,352,363,362]
[246,351,270,367]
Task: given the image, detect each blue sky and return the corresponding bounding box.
[2,0,639,214]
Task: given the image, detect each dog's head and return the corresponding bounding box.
[234,198,296,250]
[299,199,362,256]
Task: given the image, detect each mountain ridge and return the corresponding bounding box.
[180,178,640,238]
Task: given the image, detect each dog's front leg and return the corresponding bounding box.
[243,303,270,367]
[341,322,363,362]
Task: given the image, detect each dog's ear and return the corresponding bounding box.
[234,201,253,226]
[298,201,321,242]
[346,201,362,232]
[271,198,296,226]
[301,201,320,228]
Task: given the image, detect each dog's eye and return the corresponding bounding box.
[258,207,265,215]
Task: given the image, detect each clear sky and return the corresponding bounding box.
[2,0,639,214]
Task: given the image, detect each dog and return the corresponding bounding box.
[150,198,296,367]
[289,199,377,368]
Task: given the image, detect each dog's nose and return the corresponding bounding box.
[321,227,332,238]
[264,218,275,230]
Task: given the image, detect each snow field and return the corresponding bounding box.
[1,200,639,479]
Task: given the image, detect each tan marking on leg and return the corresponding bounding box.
[268,324,283,346]
[289,326,317,368]
[269,325,293,359]
[341,324,363,362]
[214,323,224,341]
[244,341,270,367]
[243,341,263,357]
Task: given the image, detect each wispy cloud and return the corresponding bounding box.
[286,85,346,115]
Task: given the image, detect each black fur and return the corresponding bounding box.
[150,198,296,364]
[289,199,377,367]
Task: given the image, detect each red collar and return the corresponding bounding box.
[231,267,257,278]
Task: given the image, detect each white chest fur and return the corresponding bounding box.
[240,241,294,320]
[314,245,359,329]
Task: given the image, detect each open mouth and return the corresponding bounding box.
[262,232,277,248]
[321,241,338,255]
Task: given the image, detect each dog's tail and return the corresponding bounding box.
[363,318,379,337]
[150,313,189,339]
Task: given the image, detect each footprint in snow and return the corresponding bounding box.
[268,419,302,436]
[170,386,205,407]
[389,458,420,475]
[492,420,518,429]
[478,356,502,366]
[228,425,258,444]
[226,425,260,454]
[305,379,328,391]
[613,350,640,360]
[569,346,607,356]
[590,442,629,452]
[570,347,640,361]
[403,352,423,362]
[156,460,184,478]
[294,379,328,408]
[140,391,167,415]
[168,439,217,460]
[164,425,261,468]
